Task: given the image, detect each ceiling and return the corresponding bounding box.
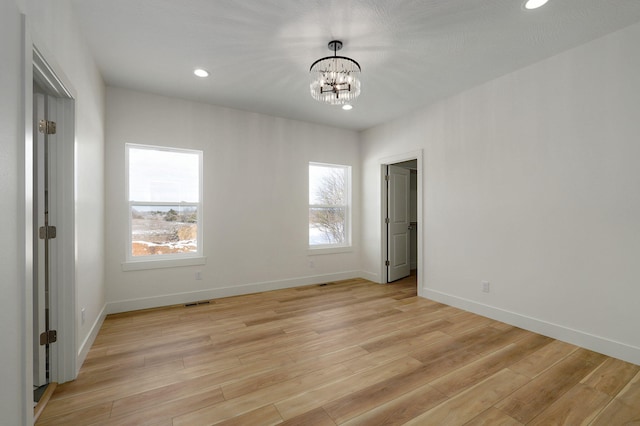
[70,0,640,131]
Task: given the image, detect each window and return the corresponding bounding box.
[126,144,203,261]
[309,162,351,248]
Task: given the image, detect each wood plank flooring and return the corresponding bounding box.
[37,276,640,425]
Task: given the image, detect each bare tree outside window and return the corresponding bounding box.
[309,163,350,246]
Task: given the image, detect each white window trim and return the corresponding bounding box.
[308,162,352,250]
[121,256,207,271]
[307,246,353,256]
[123,144,204,269]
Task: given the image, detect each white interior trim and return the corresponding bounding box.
[107,270,361,314]
[21,13,35,426]
[77,305,106,373]
[425,288,640,366]
[31,42,77,384]
[122,256,207,271]
[33,47,73,99]
[307,247,354,256]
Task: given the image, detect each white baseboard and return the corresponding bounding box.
[360,270,381,283]
[77,304,106,373]
[424,288,640,366]
[106,270,362,314]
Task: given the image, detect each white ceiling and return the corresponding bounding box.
[70,0,640,131]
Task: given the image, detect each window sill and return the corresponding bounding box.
[121,256,207,271]
[307,246,353,256]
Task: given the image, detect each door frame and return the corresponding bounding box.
[379,150,424,297]
[30,44,77,385]
[32,87,47,387]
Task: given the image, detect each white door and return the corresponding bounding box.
[32,47,78,386]
[33,87,60,387]
[33,89,48,386]
[387,165,411,282]
[33,90,47,387]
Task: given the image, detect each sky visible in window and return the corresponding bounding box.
[309,164,346,205]
[129,147,200,202]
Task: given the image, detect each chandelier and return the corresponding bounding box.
[309,40,361,106]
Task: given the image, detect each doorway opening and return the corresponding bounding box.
[380,151,423,296]
[32,46,77,414]
[33,80,53,405]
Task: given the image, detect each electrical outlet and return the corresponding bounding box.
[481,281,490,293]
[195,271,202,280]
[81,308,86,324]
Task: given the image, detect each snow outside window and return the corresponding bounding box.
[309,162,351,248]
[126,144,203,260]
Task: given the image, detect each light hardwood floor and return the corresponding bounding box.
[38,276,640,425]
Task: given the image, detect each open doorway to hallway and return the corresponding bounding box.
[385,160,418,283]
[380,151,422,297]
[393,160,418,276]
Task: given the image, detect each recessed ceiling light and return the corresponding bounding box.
[193,68,209,78]
[524,0,549,10]
[342,104,353,111]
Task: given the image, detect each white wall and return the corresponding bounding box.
[105,88,360,312]
[361,22,640,364]
[26,0,106,369]
[0,2,30,424]
[0,0,105,422]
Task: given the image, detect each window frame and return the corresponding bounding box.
[308,161,352,251]
[124,143,204,268]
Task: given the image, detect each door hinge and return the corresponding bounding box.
[385,217,390,224]
[385,260,390,266]
[384,175,390,181]
[39,225,57,240]
[39,330,57,345]
[39,119,57,135]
